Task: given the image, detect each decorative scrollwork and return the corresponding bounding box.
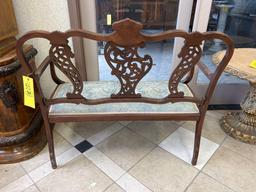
[49,42,83,99]
[168,33,204,97]
[0,81,18,112]
[104,41,153,98]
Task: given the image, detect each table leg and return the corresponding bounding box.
[220,82,256,144]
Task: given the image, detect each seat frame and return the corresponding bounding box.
[16,19,234,169]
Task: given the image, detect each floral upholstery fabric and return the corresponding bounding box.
[49,81,199,115]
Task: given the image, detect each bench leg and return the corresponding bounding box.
[191,116,205,166]
[44,121,57,169]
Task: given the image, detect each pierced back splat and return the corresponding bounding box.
[168,32,204,97]
[48,32,83,99]
[104,42,153,98]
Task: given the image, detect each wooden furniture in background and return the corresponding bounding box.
[0,46,46,163]
[16,19,234,169]
[0,0,18,57]
[213,48,256,144]
[96,0,179,31]
[0,0,46,163]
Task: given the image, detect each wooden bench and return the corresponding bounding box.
[16,19,234,169]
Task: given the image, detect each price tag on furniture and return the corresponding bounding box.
[249,59,256,69]
[23,76,35,109]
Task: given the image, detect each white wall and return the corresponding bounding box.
[13,0,71,97]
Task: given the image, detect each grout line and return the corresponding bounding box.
[93,124,126,147]
[102,183,115,192]
[197,132,228,172]
[84,123,157,191]
[34,184,42,192]
[202,172,239,192]
[124,121,180,145]
[0,175,33,192]
[220,137,256,163]
[91,124,158,175]
[0,163,33,192]
[118,121,133,127]
[222,144,256,164]
[19,130,73,174]
[119,145,157,191]
[159,127,220,170]
[6,114,233,192]
[54,123,85,146]
[63,121,117,139]
[84,146,153,192]
[116,172,153,192]
[185,127,223,191]
[27,147,80,183]
[183,134,228,192]
[19,162,37,191]
[183,169,201,192]
[126,145,157,174]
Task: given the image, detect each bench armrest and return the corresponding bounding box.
[34,56,51,77]
[197,60,214,81]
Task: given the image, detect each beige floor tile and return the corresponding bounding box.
[21,131,72,172]
[119,121,132,126]
[29,148,80,183]
[23,185,40,192]
[97,128,156,170]
[66,121,114,139]
[174,121,185,125]
[105,183,125,192]
[186,173,233,192]
[130,147,198,192]
[0,163,26,189]
[127,121,179,144]
[159,127,219,170]
[36,155,113,192]
[203,146,256,192]
[0,174,33,192]
[223,137,256,163]
[116,173,152,192]
[182,114,226,144]
[206,110,227,120]
[55,123,84,145]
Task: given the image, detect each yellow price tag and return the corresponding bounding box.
[107,14,112,25]
[223,7,229,13]
[23,76,35,109]
[249,59,256,69]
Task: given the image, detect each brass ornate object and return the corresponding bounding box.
[213,48,256,144]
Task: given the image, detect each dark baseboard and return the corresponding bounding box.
[208,104,241,110]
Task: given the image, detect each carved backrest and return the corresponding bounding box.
[16,18,234,106]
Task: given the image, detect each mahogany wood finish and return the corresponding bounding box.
[0,0,18,57]
[16,19,234,169]
[0,46,46,163]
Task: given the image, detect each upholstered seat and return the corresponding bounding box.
[16,18,234,169]
[49,81,199,115]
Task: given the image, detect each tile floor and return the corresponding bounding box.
[1,110,255,192]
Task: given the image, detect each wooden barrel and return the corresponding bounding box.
[0,46,46,163]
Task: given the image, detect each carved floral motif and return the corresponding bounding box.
[49,43,83,99]
[169,33,204,97]
[104,41,153,98]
